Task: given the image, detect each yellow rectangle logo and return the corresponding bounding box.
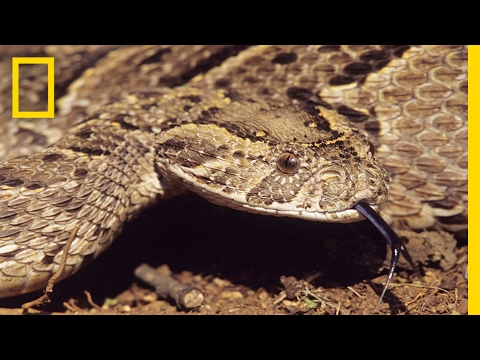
[469,45,476,314]
[12,57,54,118]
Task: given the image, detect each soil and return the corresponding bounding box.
[0,193,468,315]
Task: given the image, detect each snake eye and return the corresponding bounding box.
[367,140,376,156]
[277,152,299,174]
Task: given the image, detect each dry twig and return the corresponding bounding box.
[84,290,102,310]
[21,225,79,313]
[134,263,204,310]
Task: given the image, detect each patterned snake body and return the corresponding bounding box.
[0,45,467,298]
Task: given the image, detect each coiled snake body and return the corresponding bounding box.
[0,45,467,300]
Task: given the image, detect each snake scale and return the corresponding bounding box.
[0,45,467,301]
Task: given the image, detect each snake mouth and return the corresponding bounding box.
[238,201,382,223]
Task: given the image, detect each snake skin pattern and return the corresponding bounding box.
[0,45,467,298]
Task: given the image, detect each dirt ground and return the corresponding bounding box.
[0,193,468,315]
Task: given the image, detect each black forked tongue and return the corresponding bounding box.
[354,202,419,314]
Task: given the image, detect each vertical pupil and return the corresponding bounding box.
[277,153,298,174]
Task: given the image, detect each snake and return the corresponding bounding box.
[0,45,468,306]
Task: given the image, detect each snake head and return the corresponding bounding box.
[154,89,389,223]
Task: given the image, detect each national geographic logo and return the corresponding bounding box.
[11,57,54,118]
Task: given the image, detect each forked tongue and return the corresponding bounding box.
[354,202,419,314]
